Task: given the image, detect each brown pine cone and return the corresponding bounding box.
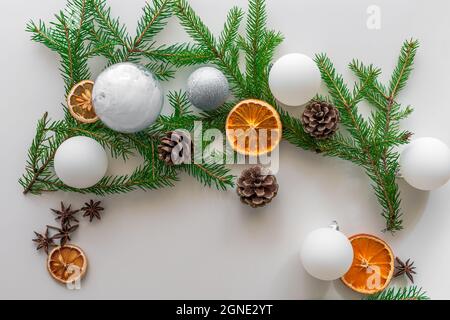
[302,101,340,139]
[158,130,192,165]
[237,166,279,208]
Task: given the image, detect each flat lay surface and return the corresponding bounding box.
[1,0,450,299]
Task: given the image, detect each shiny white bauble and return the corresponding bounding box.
[54,136,108,189]
[269,53,321,106]
[400,137,450,191]
[92,62,164,133]
[301,224,353,281]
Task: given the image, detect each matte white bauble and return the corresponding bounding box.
[400,137,450,191]
[187,67,230,111]
[92,62,164,133]
[54,136,108,189]
[301,223,353,281]
[269,53,321,106]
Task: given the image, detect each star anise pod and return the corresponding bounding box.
[394,257,417,283]
[81,200,104,222]
[51,202,79,227]
[48,224,79,246]
[32,227,56,254]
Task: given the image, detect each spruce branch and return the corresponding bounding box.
[219,7,245,54]
[91,0,130,47]
[279,108,320,152]
[26,0,92,93]
[23,0,240,196]
[19,113,61,195]
[179,162,235,191]
[244,0,267,96]
[144,43,213,67]
[389,39,420,98]
[365,286,429,301]
[173,0,248,97]
[200,102,236,132]
[315,53,408,232]
[172,0,418,231]
[132,0,173,51]
[174,0,283,102]
[90,0,176,68]
[35,163,179,196]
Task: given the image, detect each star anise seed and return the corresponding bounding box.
[51,202,80,228]
[32,227,56,254]
[81,200,104,222]
[394,257,417,283]
[48,224,79,246]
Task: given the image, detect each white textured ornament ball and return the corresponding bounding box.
[92,62,164,133]
[54,136,108,189]
[269,53,321,106]
[400,137,450,191]
[187,67,229,111]
[301,224,353,281]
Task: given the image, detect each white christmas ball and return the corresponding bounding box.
[400,137,450,191]
[54,136,108,189]
[187,67,229,111]
[269,53,321,106]
[92,62,164,133]
[301,225,353,281]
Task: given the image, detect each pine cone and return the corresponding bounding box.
[158,131,192,165]
[237,166,279,208]
[302,101,340,139]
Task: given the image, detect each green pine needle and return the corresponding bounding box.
[365,286,430,301]
[22,0,420,233]
[312,42,420,232]
[21,0,236,196]
[174,0,418,232]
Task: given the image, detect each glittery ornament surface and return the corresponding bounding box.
[92,62,164,133]
[187,67,229,111]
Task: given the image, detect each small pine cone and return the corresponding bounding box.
[302,101,340,139]
[158,131,192,165]
[237,166,279,208]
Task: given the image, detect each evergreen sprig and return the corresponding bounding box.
[174,0,418,232]
[22,0,419,232]
[26,0,92,93]
[317,40,418,232]
[21,0,235,196]
[365,286,430,301]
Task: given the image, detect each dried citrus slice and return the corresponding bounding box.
[47,245,88,284]
[67,80,98,123]
[342,234,395,294]
[226,99,282,156]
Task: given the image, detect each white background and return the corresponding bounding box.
[1,0,449,300]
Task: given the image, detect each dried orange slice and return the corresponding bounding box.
[226,99,282,156]
[342,234,395,294]
[47,245,88,284]
[67,80,98,123]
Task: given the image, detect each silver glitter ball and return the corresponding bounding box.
[187,67,229,111]
[92,62,164,133]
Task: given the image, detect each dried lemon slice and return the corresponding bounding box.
[67,80,98,123]
[47,245,88,284]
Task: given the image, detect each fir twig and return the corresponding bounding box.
[173,0,249,97]
[365,286,429,301]
[180,162,235,190]
[314,52,410,232]
[26,0,92,93]
[21,0,236,196]
[172,0,415,231]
